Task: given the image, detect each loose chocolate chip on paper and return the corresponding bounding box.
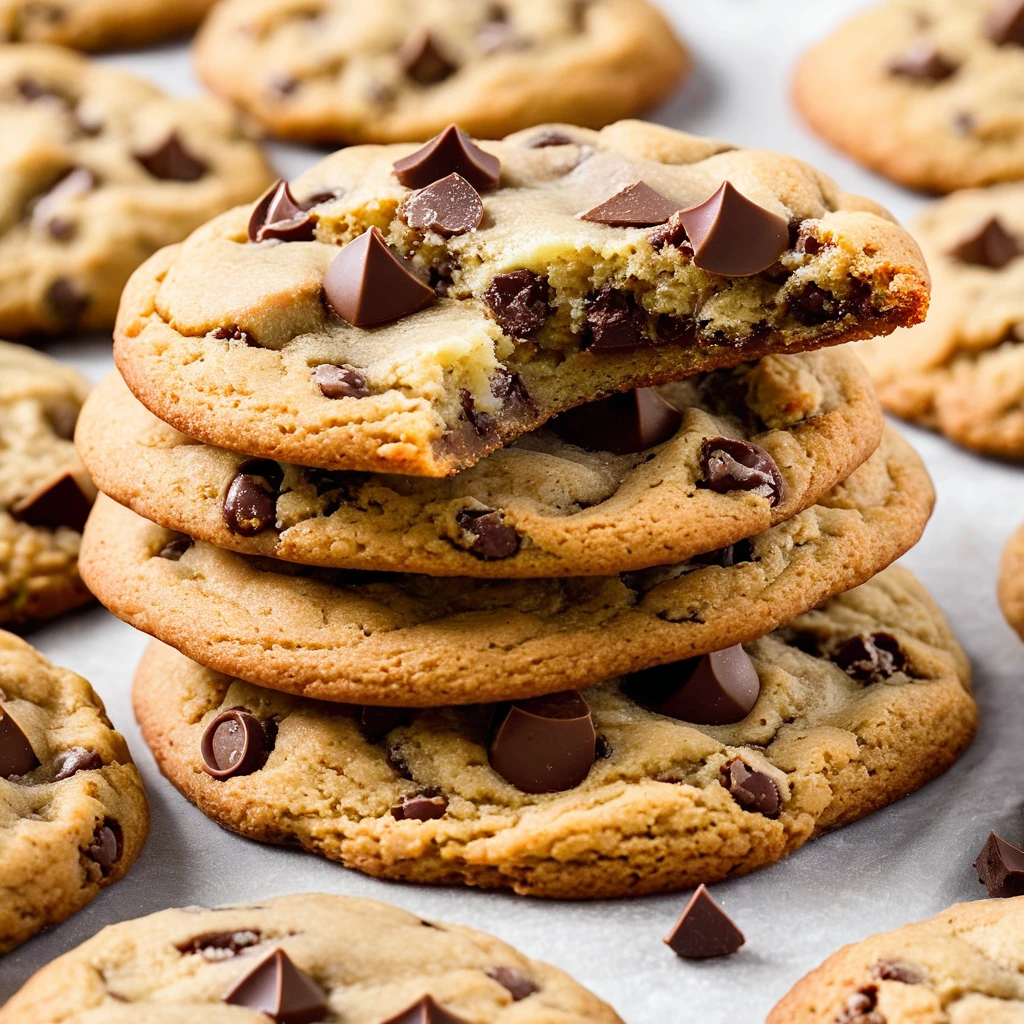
[700,437,785,506]
[455,507,521,560]
[987,0,1024,46]
[399,29,458,85]
[313,363,370,399]
[0,707,40,779]
[201,709,271,779]
[11,471,93,532]
[134,131,208,181]
[323,227,435,327]
[580,181,681,227]
[223,948,329,1024]
[391,793,448,821]
[583,287,649,350]
[248,179,316,243]
[887,40,957,80]
[45,277,88,328]
[393,125,501,190]
[486,967,539,1001]
[176,929,262,960]
[381,995,470,1024]
[223,461,281,536]
[86,819,123,874]
[490,691,596,793]
[948,217,1019,269]
[158,536,192,561]
[831,632,906,683]
[974,831,1024,897]
[484,269,550,338]
[549,387,681,455]
[401,173,483,237]
[721,757,781,817]
[54,746,102,780]
[663,884,745,959]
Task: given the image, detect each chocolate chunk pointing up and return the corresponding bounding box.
[248,179,316,243]
[134,131,208,182]
[580,181,681,227]
[664,884,745,959]
[987,0,1024,46]
[393,125,501,190]
[549,388,682,455]
[201,709,270,779]
[700,437,785,506]
[380,994,470,1024]
[948,217,1019,269]
[401,173,483,237]
[399,29,458,85]
[11,471,93,532]
[887,40,957,81]
[678,181,789,276]
[323,226,435,327]
[223,948,328,1024]
[0,707,40,779]
[974,831,1024,898]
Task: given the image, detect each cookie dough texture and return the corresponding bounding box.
[0,631,148,955]
[0,340,93,629]
[194,0,688,144]
[860,183,1024,458]
[768,898,1024,1023]
[114,119,929,477]
[0,0,216,51]
[79,428,935,706]
[999,522,1024,640]
[79,349,885,578]
[0,893,621,1022]
[794,0,1024,193]
[134,567,974,899]
[0,45,273,337]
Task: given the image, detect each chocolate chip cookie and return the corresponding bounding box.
[999,522,1024,640]
[78,428,935,706]
[0,44,273,337]
[795,0,1024,193]
[0,893,620,1022]
[79,349,884,578]
[113,119,929,477]
[768,898,1024,1023]
[0,0,215,52]
[860,183,1024,458]
[194,0,689,145]
[132,565,974,899]
[1,630,148,955]
[1,340,95,629]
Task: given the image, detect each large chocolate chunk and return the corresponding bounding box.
[0,707,39,778]
[483,269,550,338]
[45,278,88,328]
[399,29,457,85]
[201,709,271,779]
[248,180,316,244]
[974,831,1024,897]
[700,437,785,506]
[580,181,681,227]
[391,793,448,820]
[393,125,501,190]
[134,131,207,181]
[489,691,596,793]
[223,948,328,1024]
[313,363,370,399]
[987,0,1024,46]
[86,819,123,874]
[54,746,102,780]
[455,507,520,560]
[721,757,781,818]
[11,471,93,532]
[549,388,681,455]
[381,995,470,1024]
[948,217,1019,269]
[887,40,957,80]
[323,227,434,327]
[223,461,280,536]
[663,884,745,959]
[485,967,538,1001]
[677,182,789,276]
[583,288,649,350]
[401,173,483,237]
[831,632,906,683]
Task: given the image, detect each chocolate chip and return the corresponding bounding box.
[887,40,957,80]
[359,706,411,742]
[647,213,692,253]
[86,819,123,874]
[313,363,370,399]
[45,277,88,328]
[974,831,1024,897]
[177,930,263,960]
[677,182,789,276]
[987,0,1024,46]
[490,691,596,793]
[486,967,538,1001]
[594,735,612,759]
[580,181,680,227]
[0,707,39,779]
[323,226,434,327]
[223,461,280,536]
[212,325,256,346]
[663,884,745,959]
[223,948,328,1024]
[483,269,550,338]
[158,536,192,561]
[789,282,842,325]
[200,709,271,779]
[549,388,681,455]
[30,167,96,239]
[700,437,785,506]
[522,129,576,148]
[17,76,68,106]
[871,961,924,985]
[248,179,316,243]
[393,125,501,190]
[654,314,696,345]
[399,29,457,85]
[948,217,1019,269]
[11,471,93,531]
[401,173,483,237]
[583,287,649,350]
[831,633,906,683]
[381,996,469,1024]
[626,646,761,726]
[721,758,781,818]
[133,131,207,182]
[54,747,102,780]
[454,507,520,560]
[391,793,448,820]
[953,110,976,136]
[835,988,884,1024]
[490,366,534,411]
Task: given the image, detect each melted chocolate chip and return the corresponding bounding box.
[360,707,411,742]
[401,173,483,237]
[45,277,88,328]
[455,507,521,560]
[580,181,680,227]
[158,536,192,561]
[223,461,280,536]
[313,363,370,399]
[663,884,745,959]
[830,633,906,683]
[134,131,207,181]
[393,125,501,191]
[486,967,538,1001]
[11,471,92,532]
[223,948,328,1024]
[483,269,550,338]
[0,707,39,778]
[647,213,692,253]
[399,29,457,84]
[887,40,957,80]
[200,709,271,779]
[177,930,263,960]
[248,179,316,243]
[391,793,448,820]
[987,0,1024,46]
[549,388,682,455]
[974,831,1024,898]
[700,438,785,506]
[86,819,123,874]
[789,283,842,325]
[583,288,649,350]
[721,758,781,818]
[54,747,102,780]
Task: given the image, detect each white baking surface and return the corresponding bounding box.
[2,2,1021,1020]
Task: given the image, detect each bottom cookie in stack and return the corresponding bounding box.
[133,566,975,899]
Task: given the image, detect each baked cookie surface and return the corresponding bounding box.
[999,522,1024,639]
[0,892,621,1022]
[860,183,1024,458]
[79,428,935,706]
[0,630,148,955]
[79,349,884,578]
[114,119,929,477]
[0,340,94,629]
[0,44,273,337]
[0,0,215,52]
[795,0,1024,193]
[194,0,689,144]
[768,898,1024,1023]
[134,566,974,899]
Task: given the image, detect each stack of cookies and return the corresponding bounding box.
[75,119,976,898]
